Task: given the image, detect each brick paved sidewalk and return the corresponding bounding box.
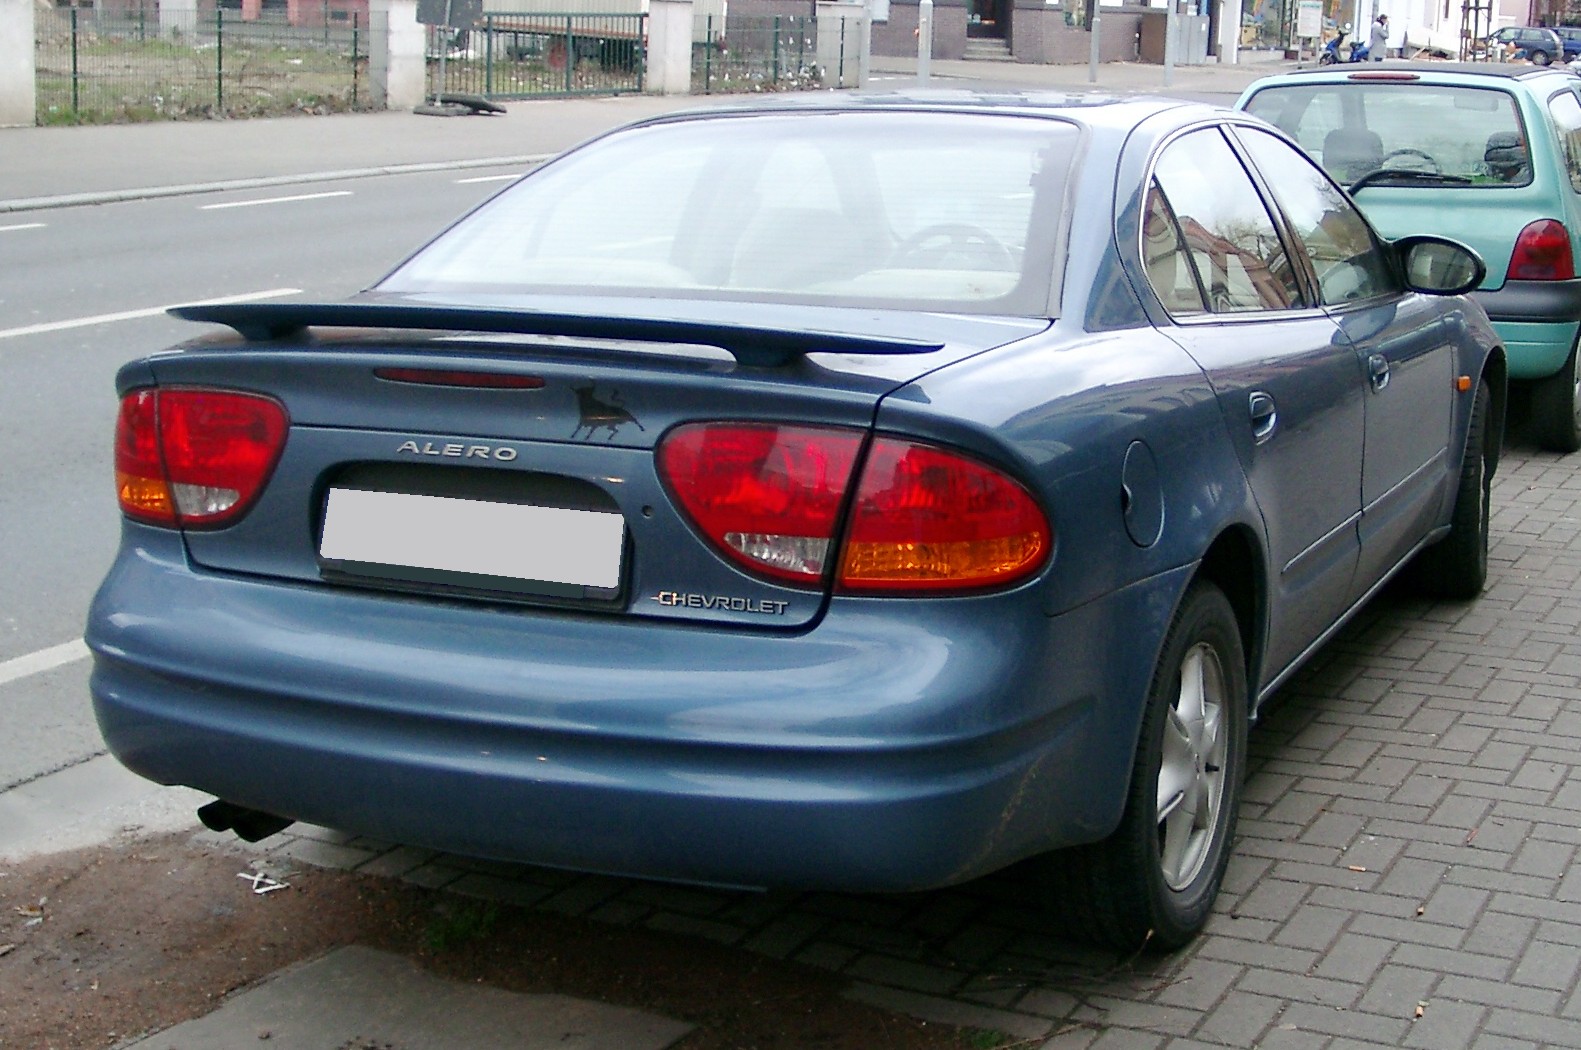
[223,425,1581,1048]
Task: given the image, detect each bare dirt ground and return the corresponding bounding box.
[0,833,1012,1050]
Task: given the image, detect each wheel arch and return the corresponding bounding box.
[1191,524,1267,710]
[1481,347,1509,479]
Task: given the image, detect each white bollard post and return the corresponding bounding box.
[1087,3,1100,82]
[646,0,694,94]
[917,0,932,85]
[0,0,35,126]
[369,0,426,111]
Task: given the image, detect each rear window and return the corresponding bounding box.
[1242,83,1530,188]
[380,112,1078,316]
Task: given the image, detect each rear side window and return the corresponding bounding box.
[1150,129,1305,314]
[1547,90,1581,193]
[1243,83,1530,188]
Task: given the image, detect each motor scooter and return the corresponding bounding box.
[1319,25,1351,64]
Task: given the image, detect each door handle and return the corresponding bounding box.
[1368,353,1391,392]
[1248,391,1278,445]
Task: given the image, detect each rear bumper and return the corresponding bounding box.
[1471,280,1581,379]
[88,526,1188,892]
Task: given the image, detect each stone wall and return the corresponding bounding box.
[1011,5,1142,63]
[870,0,971,59]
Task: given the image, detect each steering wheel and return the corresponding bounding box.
[1379,147,1441,173]
[891,223,1014,270]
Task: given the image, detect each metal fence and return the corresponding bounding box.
[692,14,821,94]
[425,13,646,99]
[35,6,368,124]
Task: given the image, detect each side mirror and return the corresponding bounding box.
[1394,235,1485,296]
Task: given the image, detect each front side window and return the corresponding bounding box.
[1151,129,1304,314]
[1236,128,1397,306]
[380,112,1078,316]
[1243,83,1531,189]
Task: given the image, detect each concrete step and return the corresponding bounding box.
[963,40,1015,61]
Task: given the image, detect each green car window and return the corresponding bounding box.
[1244,83,1530,188]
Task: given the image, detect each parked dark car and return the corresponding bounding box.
[88,95,1503,951]
[1490,25,1566,64]
[1552,25,1581,62]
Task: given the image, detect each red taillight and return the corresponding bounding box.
[839,438,1050,593]
[657,423,1051,594]
[1507,219,1575,281]
[115,388,289,529]
[658,423,864,585]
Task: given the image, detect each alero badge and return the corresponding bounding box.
[396,440,519,462]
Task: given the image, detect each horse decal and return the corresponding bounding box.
[572,384,645,441]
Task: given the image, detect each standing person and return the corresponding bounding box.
[1369,13,1389,60]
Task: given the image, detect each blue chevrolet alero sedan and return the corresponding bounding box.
[88,94,1503,950]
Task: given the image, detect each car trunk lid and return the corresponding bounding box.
[129,298,1049,630]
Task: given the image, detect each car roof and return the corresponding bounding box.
[629,90,1236,135]
[1254,60,1577,84]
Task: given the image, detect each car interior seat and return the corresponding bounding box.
[1322,127,1385,184]
[1484,130,1529,183]
[728,207,873,290]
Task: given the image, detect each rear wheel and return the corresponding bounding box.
[1411,378,1491,599]
[1532,48,1554,65]
[1533,336,1581,453]
[1044,581,1247,952]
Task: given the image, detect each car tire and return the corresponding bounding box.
[1409,378,1491,600]
[1532,48,1554,65]
[1044,580,1247,952]
[1533,336,1581,453]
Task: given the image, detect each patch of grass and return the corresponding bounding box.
[423,900,500,953]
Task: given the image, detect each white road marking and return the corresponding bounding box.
[200,190,353,211]
[454,174,523,185]
[0,287,302,342]
[0,640,90,688]
[0,223,46,233]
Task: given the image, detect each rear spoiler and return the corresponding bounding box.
[171,301,947,369]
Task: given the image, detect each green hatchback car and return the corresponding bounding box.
[1240,63,1581,451]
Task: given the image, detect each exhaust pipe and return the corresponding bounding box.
[197,799,295,843]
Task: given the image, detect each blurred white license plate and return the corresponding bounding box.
[319,488,624,592]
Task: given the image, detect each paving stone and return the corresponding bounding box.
[791,940,860,973]
[1151,959,1240,1013]
[450,871,556,908]
[844,982,1052,1041]
[1400,998,1487,1050]
[400,860,466,890]
[1275,1002,1409,1043]
[1510,939,1581,992]
[1236,970,1360,1011]
[1391,943,1511,982]
[1482,1006,1581,1045]
[1355,964,1436,1017]
[1272,903,1348,952]
[644,912,745,946]
[1310,933,1393,984]
[354,844,440,880]
[740,912,828,960]
[1462,909,1538,962]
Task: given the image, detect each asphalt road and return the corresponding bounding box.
[0,166,526,789]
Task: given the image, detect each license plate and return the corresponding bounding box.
[319,488,625,598]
